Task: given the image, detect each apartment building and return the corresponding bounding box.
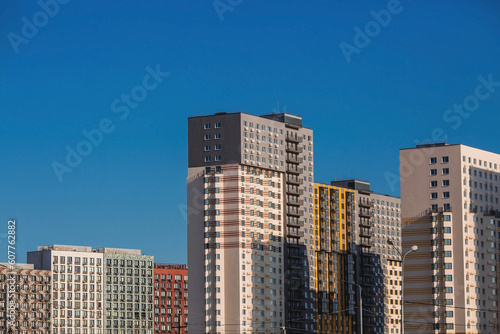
[28,245,105,334]
[400,143,500,333]
[313,183,357,334]
[153,264,188,334]
[0,263,51,334]
[187,112,314,334]
[28,245,155,334]
[98,248,154,334]
[331,180,402,334]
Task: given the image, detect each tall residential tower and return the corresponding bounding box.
[187,112,314,334]
[401,143,500,333]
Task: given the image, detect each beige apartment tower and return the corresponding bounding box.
[401,143,500,334]
[187,112,314,334]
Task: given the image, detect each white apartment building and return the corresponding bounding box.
[27,245,155,334]
[401,143,500,333]
[28,245,105,334]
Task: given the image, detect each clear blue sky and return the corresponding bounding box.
[1,0,499,263]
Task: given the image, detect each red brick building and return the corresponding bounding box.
[154,264,188,334]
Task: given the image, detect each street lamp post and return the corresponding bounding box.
[387,239,418,334]
[354,282,363,334]
[342,280,363,334]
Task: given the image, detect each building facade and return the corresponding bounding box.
[153,264,188,334]
[28,245,105,334]
[401,143,500,333]
[0,263,51,334]
[27,245,155,334]
[99,248,154,334]
[187,112,314,334]
[313,183,357,334]
[331,180,402,334]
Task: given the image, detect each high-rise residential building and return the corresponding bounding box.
[27,245,155,334]
[331,180,402,334]
[99,248,154,334]
[0,263,51,334]
[313,183,357,334]
[187,112,314,334]
[153,264,188,334]
[400,143,500,333]
[28,245,105,334]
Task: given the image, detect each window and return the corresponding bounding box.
[431,193,438,199]
[215,133,221,139]
[205,156,211,163]
[443,227,451,233]
[204,123,211,130]
[443,192,450,199]
[215,155,222,162]
[443,168,450,175]
[215,144,222,150]
[204,134,211,140]
[430,157,437,164]
[442,180,450,187]
[204,145,211,152]
[444,251,452,257]
[214,122,221,128]
[430,169,437,176]
[430,180,437,188]
[442,156,449,163]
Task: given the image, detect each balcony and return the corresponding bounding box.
[288,252,302,259]
[286,187,304,196]
[286,177,303,185]
[286,134,303,143]
[359,220,372,228]
[287,209,304,217]
[359,211,373,218]
[286,145,303,154]
[287,230,305,238]
[359,229,371,238]
[287,198,304,206]
[360,238,372,248]
[287,220,304,228]
[286,156,303,164]
[286,165,303,174]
